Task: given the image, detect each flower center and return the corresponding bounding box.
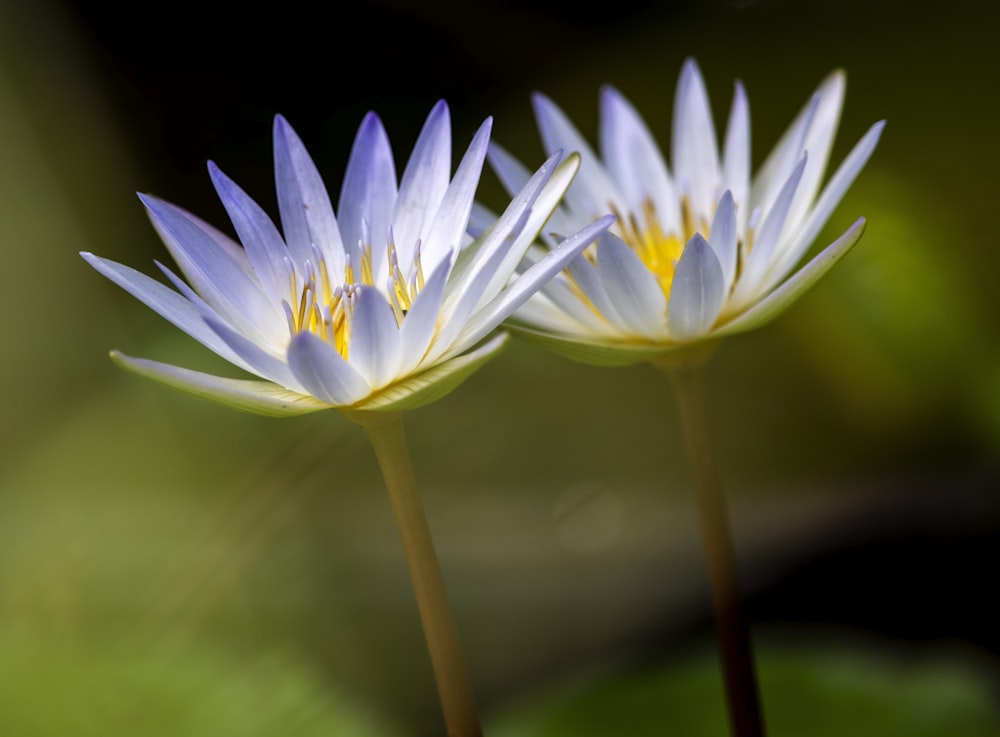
[280,232,425,359]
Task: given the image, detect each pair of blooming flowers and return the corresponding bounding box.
[84,59,884,415]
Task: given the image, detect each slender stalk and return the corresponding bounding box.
[357,411,482,737]
[664,364,765,737]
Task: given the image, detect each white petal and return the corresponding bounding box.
[205,317,304,392]
[750,90,819,215]
[287,332,371,405]
[599,85,678,235]
[448,215,615,358]
[714,218,866,337]
[82,252,252,371]
[399,258,449,373]
[140,194,285,343]
[667,234,726,340]
[732,154,807,308]
[420,117,491,277]
[722,81,751,234]
[348,286,402,388]
[110,351,328,416]
[708,190,738,292]
[393,100,451,272]
[272,115,345,275]
[532,92,619,217]
[763,120,885,291]
[337,112,397,280]
[208,161,290,307]
[595,232,668,336]
[671,58,720,222]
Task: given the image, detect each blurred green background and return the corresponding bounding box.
[1,0,998,734]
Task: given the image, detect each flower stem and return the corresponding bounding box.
[665,364,765,737]
[358,411,482,737]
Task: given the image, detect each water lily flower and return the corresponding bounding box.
[487,58,884,365]
[83,102,613,414]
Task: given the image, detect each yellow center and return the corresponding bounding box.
[281,237,424,359]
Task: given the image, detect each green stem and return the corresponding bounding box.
[358,412,482,737]
[665,365,765,737]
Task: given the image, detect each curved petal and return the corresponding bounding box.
[722,81,751,234]
[599,85,678,234]
[139,194,285,343]
[393,100,451,271]
[208,161,290,306]
[110,351,329,416]
[348,286,402,388]
[672,58,720,222]
[337,111,397,281]
[286,332,371,405]
[667,234,726,340]
[708,190,739,292]
[532,92,619,218]
[714,218,866,337]
[595,231,668,336]
[272,115,345,275]
[420,117,492,276]
[81,253,251,371]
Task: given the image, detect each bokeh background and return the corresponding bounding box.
[1,0,998,734]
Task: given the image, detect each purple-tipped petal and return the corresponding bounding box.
[708,190,739,292]
[672,58,720,222]
[273,115,345,275]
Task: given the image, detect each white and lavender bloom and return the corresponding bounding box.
[487,58,884,365]
[84,102,612,414]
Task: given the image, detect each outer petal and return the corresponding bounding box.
[667,234,726,340]
[287,332,371,405]
[393,100,451,271]
[599,85,678,234]
[356,332,508,411]
[273,115,345,275]
[208,161,290,307]
[505,324,671,367]
[140,194,285,345]
[595,232,668,336]
[420,117,492,276]
[110,351,329,416]
[714,218,866,336]
[532,92,620,218]
[338,112,397,281]
[672,58,720,222]
[81,253,250,371]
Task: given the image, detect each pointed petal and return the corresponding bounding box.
[420,117,491,276]
[356,332,508,411]
[600,85,678,235]
[448,215,615,358]
[139,194,285,343]
[286,332,371,405]
[764,120,885,290]
[708,190,738,292]
[732,154,807,307]
[667,234,727,339]
[399,258,449,373]
[714,218,866,337]
[393,100,451,270]
[595,231,668,336]
[82,253,250,370]
[208,161,289,306]
[273,115,345,274]
[532,92,619,217]
[109,351,328,416]
[672,58,720,222]
[338,111,397,279]
[348,286,402,388]
[722,81,751,233]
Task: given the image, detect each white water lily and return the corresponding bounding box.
[83,102,612,415]
[488,58,884,365]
